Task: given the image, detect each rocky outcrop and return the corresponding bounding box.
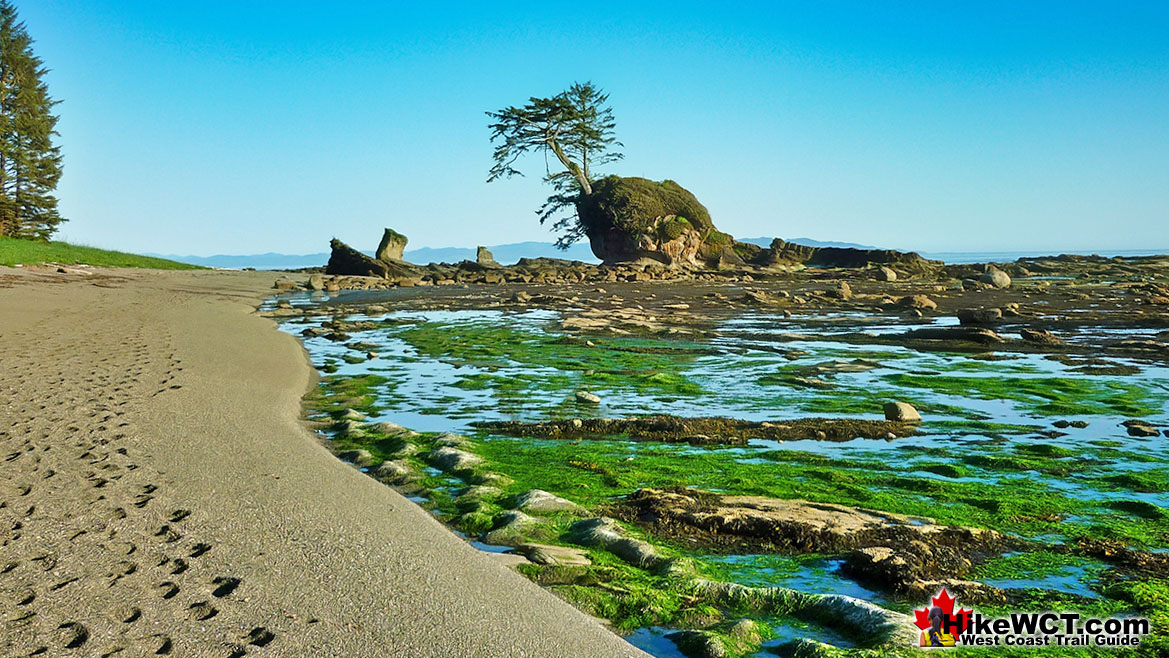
[375,228,408,262]
[326,238,421,279]
[476,415,918,444]
[752,238,939,272]
[576,176,736,268]
[476,246,498,267]
[618,488,1012,599]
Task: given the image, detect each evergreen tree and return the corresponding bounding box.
[0,1,63,240]
[487,82,621,248]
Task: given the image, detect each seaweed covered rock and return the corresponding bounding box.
[576,176,735,267]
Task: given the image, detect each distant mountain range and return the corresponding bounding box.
[151,237,881,270]
[148,240,600,270]
[737,237,881,250]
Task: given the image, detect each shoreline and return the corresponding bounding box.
[0,267,648,657]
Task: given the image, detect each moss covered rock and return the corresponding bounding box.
[576,176,735,267]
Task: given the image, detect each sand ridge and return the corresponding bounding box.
[0,268,648,657]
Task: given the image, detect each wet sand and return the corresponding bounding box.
[0,267,648,657]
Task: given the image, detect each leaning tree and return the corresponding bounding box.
[486,81,621,248]
[0,0,64,241]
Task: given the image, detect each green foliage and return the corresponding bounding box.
[656,215,692,241]
[0,235,202,269]
[486,81,623,248]
[577,175,714,237]
[0,1,65,240]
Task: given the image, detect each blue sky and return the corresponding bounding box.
[21,1,1169,255]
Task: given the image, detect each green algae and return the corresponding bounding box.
[291,310,1169,656]
[393,321,705,398]
[881,373,1164,417]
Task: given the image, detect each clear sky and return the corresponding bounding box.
[20,1,1169,255]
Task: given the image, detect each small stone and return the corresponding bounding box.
[1070,421,1090,429]
[575,391,601,404]
[884,401,922,422]
[1053,420,1071,429]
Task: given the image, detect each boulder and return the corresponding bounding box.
[892,294,938,311]
[433,432,473,449]
[476,246,498,267]
[369,421,419,438]
[516,543,592,566]
[883,401,922,422]
[957,308,1003,325]
[375,228,408,262]
[371,460,417,485]
[308,273,326,290]
[980,267,1012,289]
[1021,328,1065,346]
[905,327,1003,344]
[427,446,482,472]
[512,489,583,514]
[336,449,373,467]
[828,281,853,300]
[1124,420,1160,438]
[568,517,664,568]
[576,176,734,268]
[876,266,897,281]
[483,511,538,546]
[575,390,601,404]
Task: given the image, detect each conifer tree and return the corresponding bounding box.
[0,1,64,240]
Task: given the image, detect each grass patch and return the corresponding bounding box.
[0,236,202,269]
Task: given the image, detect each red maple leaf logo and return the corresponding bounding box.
[913,588,972,636]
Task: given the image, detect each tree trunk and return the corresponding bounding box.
[548,140,592,196]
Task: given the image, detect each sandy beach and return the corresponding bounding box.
[0,267,649,657]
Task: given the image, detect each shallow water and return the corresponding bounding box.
[277,302,1169,655]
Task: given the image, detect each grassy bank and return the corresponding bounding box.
[0,236,201,270]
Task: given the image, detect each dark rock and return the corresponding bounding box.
[327,239,390,278]
[905,327,1003,344]
[1021,328,1065,345]
[1123,420,1160,437]
[755,238,939,272]
[957,308,1002,325]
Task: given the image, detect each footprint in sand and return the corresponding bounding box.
[211,576,241,598]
